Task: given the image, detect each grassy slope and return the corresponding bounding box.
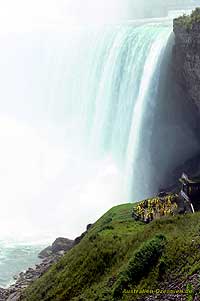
[22,203,200,301]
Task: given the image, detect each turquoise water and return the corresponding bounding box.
[0,240,44,287]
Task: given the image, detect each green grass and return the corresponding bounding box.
[22,203,200,301]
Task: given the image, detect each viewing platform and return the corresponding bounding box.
[132,173,200,223]
[179,173,200,212]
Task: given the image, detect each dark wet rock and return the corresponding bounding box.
[173,19,200,114]
[73,224,93,246]
[73,232,86,245]
[6,292,21,301]
[86,223,93,231]
[161,154,200,195]
[0,288,8,301]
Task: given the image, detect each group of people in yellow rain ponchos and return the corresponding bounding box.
[132,194,178,223]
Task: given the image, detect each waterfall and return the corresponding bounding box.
[125,26,171,200]
[0,23,172,242]
[72,24,172,200]
[4,19,200,287]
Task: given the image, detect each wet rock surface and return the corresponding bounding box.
[0,288,9,301]
[173,21,200,114]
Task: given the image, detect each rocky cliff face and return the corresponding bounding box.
[173,20,200,112]
[149,13,200,192]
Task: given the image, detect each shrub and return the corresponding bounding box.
[101,225,114,231]
[174,8,200,30]
[112,234,166,299]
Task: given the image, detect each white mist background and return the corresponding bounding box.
[0,0,191,32]
[0,101,124,240]
[0,0,130,241]
[0,0,130,32]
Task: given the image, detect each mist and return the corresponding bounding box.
[0,0,199,33]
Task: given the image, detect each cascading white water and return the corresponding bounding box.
[0,22,172,286]
[125,26,171,200]
[79,24,171,200]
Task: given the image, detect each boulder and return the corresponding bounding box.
[73,224,93,246]
[6,292,21,301]
[52,237,74,253]
[38,246,53,259]
[38,238,74,259]
[0,288,7,301]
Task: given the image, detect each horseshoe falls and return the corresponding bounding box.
[0,22,178,286]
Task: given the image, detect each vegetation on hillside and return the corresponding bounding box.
[112,234,166,299]
[22,203,200,300]
[174,8,200,30]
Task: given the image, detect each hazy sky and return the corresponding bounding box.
[0,0,129,32]
[0,0,197,32]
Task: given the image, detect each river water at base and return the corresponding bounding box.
[0,240,46,288]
